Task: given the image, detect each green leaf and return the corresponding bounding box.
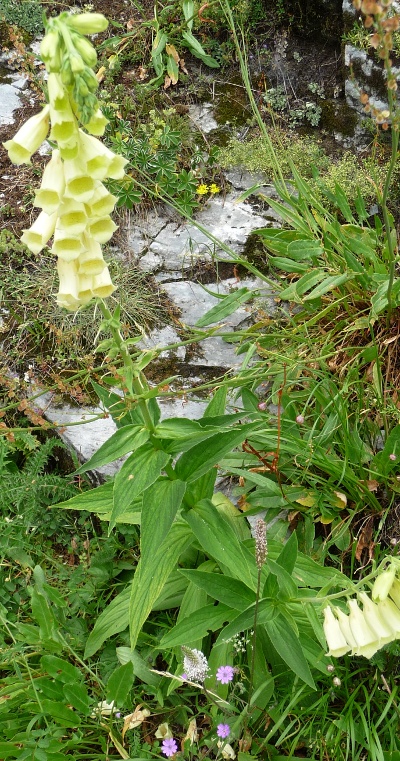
[75,425,149,474]
[303,273,351,301]
[195,288,253,327]
[129,521,193,649]
[264,612,315,688]
[166,53,179,84]
[106,662,135,706]
[152,30,168,57]
[116,647,161,686]
[160,603,235,647]
[204,385,227,416]
[63,683,91,716]
[179,569,256,608]
[85,586,130,658]
[40,699,81,727]
[181,30,219,66]
[30,589,59,642]
[40,656,81,684]
[111,443,170,530]
[184,500,256,588]
[265,559,297,600]
[275,530,298,575]
[175,423,255,482]
[279,270,326,302]
[141,478,186,567]
[270,256,309,273]
[56,480,113,514]
[183,0,194,29]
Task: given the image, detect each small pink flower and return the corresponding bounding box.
[181,673,187,680]
[216,666,235,684]
[296,414,305,424]
[217,723,230,738]
[390,453,396,461]
[162,738,178,757]
[258,401,267,411]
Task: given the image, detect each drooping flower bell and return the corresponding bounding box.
[323,606,352,658]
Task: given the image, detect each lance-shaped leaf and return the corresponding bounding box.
[110,443,170,530]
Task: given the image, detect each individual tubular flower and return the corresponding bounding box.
[372,566,397,602]
[323,606,352,658]
[78,237,106,275]
[56,258,81,310]
[78,130,128,180]
[334,606,357,651]
[348,598,380,658]
[88,216,118,243]
[71,33,98,68]
[86,184,117,217]
[377,597,400,635]
[57,199,88,235]
[388,578,400,608]
[21,210,57,254]
[358,592,394,645]
[49,101,78,145]
[91,267,117,298]
[52,228,83,261]
[3,106,50,165]
[34,149,65,214]
[40,28,63,72]
[85,109,109,136]
[63,157,96,203]
[77,274,95,305]
[47,72,70,110]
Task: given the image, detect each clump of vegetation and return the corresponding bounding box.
[0,0,43,36]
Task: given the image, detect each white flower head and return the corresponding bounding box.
[181,646,210,683]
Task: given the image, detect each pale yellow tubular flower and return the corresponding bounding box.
[86,184,117,217]
[49,102,78,146]
[72,34,97,68]
[63,158,96,203]
[358,592,394,645]
[53,228,84,261]
[92,266,117,298]
[79,130,128,180]
[57,199,88,235]
[333,607,357,650]
[78,237,107,275]
[58,139,79,161]
[56,258,81,310]
[40,29,62,72]
[348,598,380,658]
[66,12,108,34]
[21,210,57,254]
[377,597,400,635]
[77,274,95,304]
[88,216,118,243]
[388,578,400,608]
[85,109,109,137]
[34,149,65,214]
[3,105,50,165]
[372,567,396,602]
[322,606,351,657]
[47,72,69,110]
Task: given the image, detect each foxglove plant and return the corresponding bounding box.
[3,11,127,311]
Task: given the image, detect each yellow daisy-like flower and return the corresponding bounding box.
[196,184,208,195]
[209,183,220,194]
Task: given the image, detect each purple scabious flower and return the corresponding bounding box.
[216,665,235,684]
[217,723,230,738]
[161,738,178,757]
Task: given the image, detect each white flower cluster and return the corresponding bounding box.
[323,566,400,659]
[3,13,126,311]
[182,646,210,683]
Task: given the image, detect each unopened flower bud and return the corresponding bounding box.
[66,13,108,35]
[296,414,304,424]
[72,34,98,68]
[333,677,341,687]
[372,567,396,602]
[40,29,62,71]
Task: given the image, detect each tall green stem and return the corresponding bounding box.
[98,300,155,433]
